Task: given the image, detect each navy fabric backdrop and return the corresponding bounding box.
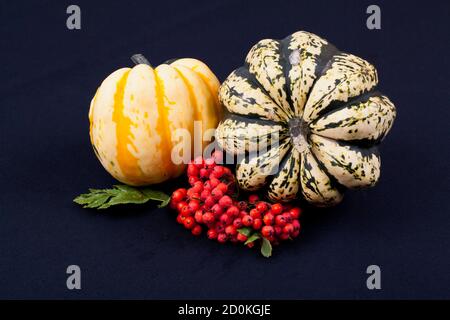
[1,0,449,299]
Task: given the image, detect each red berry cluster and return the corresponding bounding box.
[170,152,302,250]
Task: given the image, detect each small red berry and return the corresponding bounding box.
[256,201,268,213]
[246,241,255,248]
[215,223,225,233]
[191,181,203,193]
[202,212,215,225]
[249,208,261,219]
[211,188,224,201]
[237,201,247,211]
[186,190,200,200]
[183,217,195,229]
[226,206,239,217]
[211,204,223,216]
[177,201,188,212]
[253,218,263,230]
[213,166,225,178]
[203,180,212,190]
[237,233,248,242]
[207,229,218,240]
[187,164,199,177]
[217,233,228,243]
[200,168,210,178]
[248,194,259,204]
[171,190,185,203]
[239,210,248,218]
[275,215,287,226]
[216,182,228,193]
[261,226,274,238]
[282,212,293,223]
[289,207,302,219]
[194,210,203,223]
[225,225,237,236]
[242,215,254,227]
[177,188,187,197]
[188,200,200,212]
[233,218,243,228]
[204,196,215,208]
[291,230,300,238]
[274,226,282,235]
[218,195,233,208]
[271,203,283,215]
[176,214,185,224]
[283,223,294,235]
[209,178,220,188]
[180,204,192,217]
[263,213,275,226]
[292,220,301,231]
[191,225,202,236]
[220,214,231,225]
[188,176,199,186]
[200,189,211,200]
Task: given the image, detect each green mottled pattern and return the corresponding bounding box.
[246,39,294,117]
[219,70,289,121]
[311,95,396,141]
[236,140,290,191]
[303,53,378,123]
[216,117,287,155]
[287,31,329,116]
[268,148,301,202]
[310,134,380,188]
[300,149,343,206]
[215,30,396,206]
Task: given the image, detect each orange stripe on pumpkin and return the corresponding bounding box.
[112,70,143,185]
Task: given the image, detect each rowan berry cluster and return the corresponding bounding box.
[170,152,302,249]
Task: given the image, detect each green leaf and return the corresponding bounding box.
[244,233,260,245]
[237,227,252,237]
[74,185,170,210]
[140,188,171,208]
[260,237,272,258]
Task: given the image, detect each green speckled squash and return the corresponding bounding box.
[216,31,396,207]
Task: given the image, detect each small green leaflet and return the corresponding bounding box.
[244,233,260,245]
[73,184,170,209]
[260,237,272,258]
[238,228,261,245]
[238,229,273,258]
[237,227,252,237]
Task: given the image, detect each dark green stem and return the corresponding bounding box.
[131,54,151,66]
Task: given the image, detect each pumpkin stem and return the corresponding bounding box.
[288,118,310,153]
[131,54,152,67]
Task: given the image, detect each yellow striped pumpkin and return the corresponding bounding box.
[89,55,221,186]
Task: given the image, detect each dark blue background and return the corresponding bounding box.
[1,0,449,299]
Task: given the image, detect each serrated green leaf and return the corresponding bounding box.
[260,237,272,258]
[244,233,260,245]
[141,188,171,208]
[74,185,170,210]
[237,227,252,237]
